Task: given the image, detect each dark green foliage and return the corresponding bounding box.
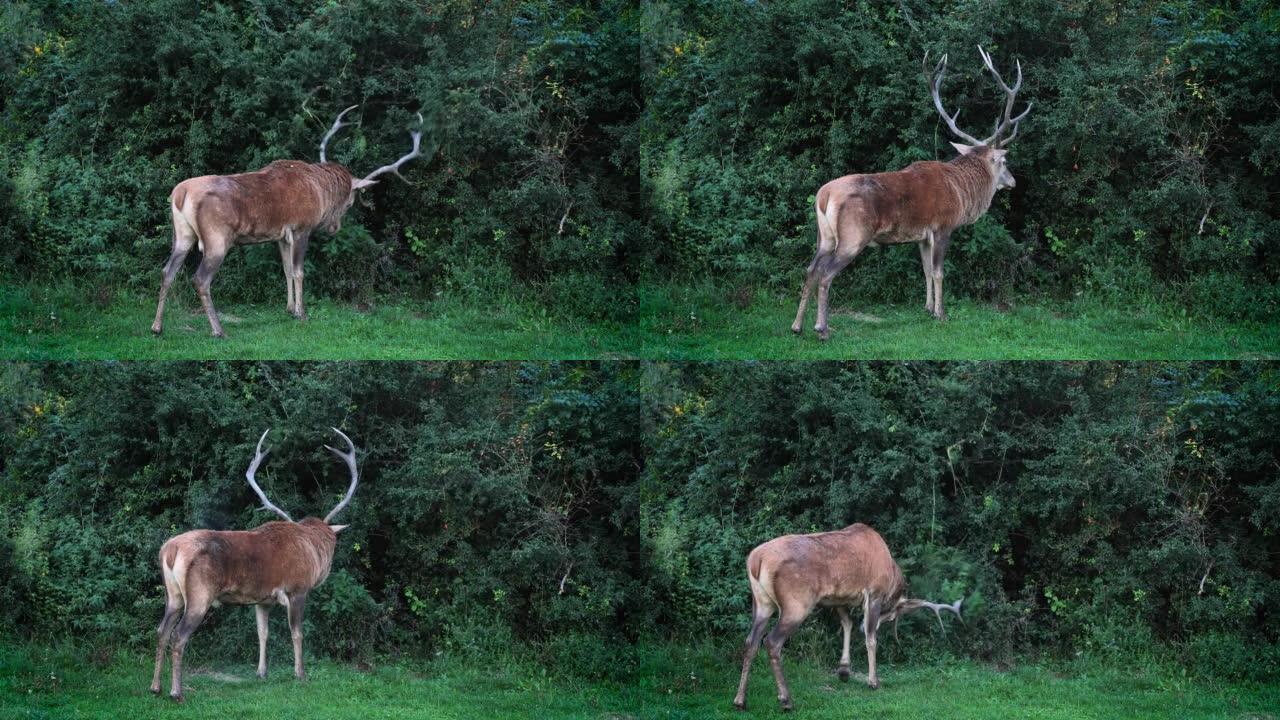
[2,362,1276,680]
[0,362,643,676]
[1,0,643,319]
[638,362,1280,680]
[642,0,1280,320]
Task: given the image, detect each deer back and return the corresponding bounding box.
[171,161,354,241]
[161,518,338,604]
[749,523,906,610]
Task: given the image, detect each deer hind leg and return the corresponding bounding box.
[169,587,211,702]
[862,592,882,689]
[150,593,183,694]
[152,208,197,335]
[734,595,776,710]
[764,605,808,711]
[835,606,854,682]
[793,205,838,334]
[286,592,308,680]
[255,604,270,679]
[814,235,867,342]
[191,237,229,338]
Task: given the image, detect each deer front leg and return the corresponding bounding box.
[255,604,270,679]
[835,606,853,682]
[863,593,882,689]
[278,232,295,316]
[286,592,308,680]
[290,231,311,321]
[919,235,935,315]
[930,233,951,321]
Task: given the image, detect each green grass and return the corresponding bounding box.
[637,284,1280,359]
[3,282,1277,360]
[634,643,1279,720]
[0,284,637,360]
[7,643,1275,720]
[0,643,636,719]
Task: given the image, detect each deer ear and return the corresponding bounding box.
[950,142,977,156]
[350,178,378,191]
[329,524,348,534]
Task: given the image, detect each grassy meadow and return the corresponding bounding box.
[3,282,1276,360]
[5,642,1277,720]
[635,643,1280,720]
[0,284,637,360]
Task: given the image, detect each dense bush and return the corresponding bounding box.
[0,0,644,319]
[2,362,1276,679]
[638,362,1280,680]
[641,0,1280,320]
[0,362,643,676]
[3,2,1277,321]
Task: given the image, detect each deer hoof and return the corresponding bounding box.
[733,700,747,711]
[256,671,267,680]
[867,678,880,690]
[779,697,793,712]
[817,330,830,342]
[170,693,184,703]
[151,324,163,336]
[837,665,850,682]
[149,684,161,695]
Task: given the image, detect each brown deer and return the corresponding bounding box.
[732,524,962,712]
[151,106,424,338]
[792,47,1031,340]
[150,428,360,701]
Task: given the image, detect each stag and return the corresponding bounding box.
[150,428,361,701]
[792,46,1031,340]
[151,106,425,338]
[733,523,962,712]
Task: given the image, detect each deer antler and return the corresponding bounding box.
[322,428,360,522]
[245,429,293,522]
[359,112,425,185]
[925,51,983,146]
[977,46,1032,147]
[890,596,963,640]
[319,105,359,163]
[925,47,1031,147]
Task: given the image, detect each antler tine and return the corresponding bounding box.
[322,427,360,523]
[977,47,1031,147]
[925,50,984,146]
[318,104,359,163]
[359,112,426,185]
[245,429,293,522]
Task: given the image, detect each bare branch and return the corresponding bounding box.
[322,427,360,522]
[245,429,293,522]
[319,105,359,163]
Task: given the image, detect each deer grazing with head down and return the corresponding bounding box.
[151,106,424,338]
[792,47,1031,340]
[150,428,360,702]
[733,523,962,712]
